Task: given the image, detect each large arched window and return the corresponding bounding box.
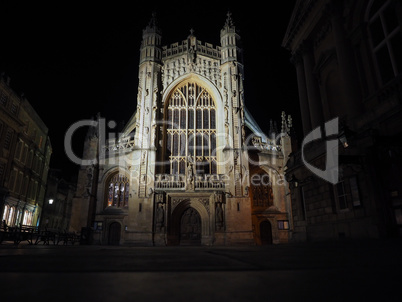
[368,0,402,85]
[166,82,217,175]
[2,205,9,224]
[22,210,32,226]
[106,173,129,208]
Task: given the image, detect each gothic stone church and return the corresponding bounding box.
[69,13,293,246]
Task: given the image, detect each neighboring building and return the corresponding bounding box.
[70,13,293,246]
[0,73,52,228]
[282,0,402,241]
[42,169,76,231]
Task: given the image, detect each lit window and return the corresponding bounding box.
[278,220,290,230]
[107,173,129,208]
[22,210,32,226]
[368,0,402,85]
[166,82,217,175]
[7,207,15,226]
[2,205,9,222]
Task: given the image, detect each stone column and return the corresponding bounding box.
[302,42,324,129]
[329,1,361,120]
[291,53,312,136]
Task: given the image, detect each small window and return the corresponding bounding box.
[94,221,103,231]
[4,129,13,149]
[336,181,348,210]
[0,163,5,178]
[278,220,290,230]
[0,93,8,106]
[10,103,18,115]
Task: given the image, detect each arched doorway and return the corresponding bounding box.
[180,208,201,245]
[108,222,121,245]
[260,221,273,245]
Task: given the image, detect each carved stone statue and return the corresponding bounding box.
[187,159,194,189]
[155,203,164,231]
[215,203,223,231]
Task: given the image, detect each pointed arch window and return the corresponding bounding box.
[166,82,217,175]
[106,173,129,208]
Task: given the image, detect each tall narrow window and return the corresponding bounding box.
[22,210,32,226]
[2,205,9,223]
[336,181,348,210]
[7,207,15,226]
[166,82,217,175]
[106,173,129,208]
[368,0,402,85]
[4,129,13,149]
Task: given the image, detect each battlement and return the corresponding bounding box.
[162,40,221,60]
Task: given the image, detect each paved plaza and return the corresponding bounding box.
[0,239,401,301]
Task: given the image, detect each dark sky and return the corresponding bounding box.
[0,1,298,180]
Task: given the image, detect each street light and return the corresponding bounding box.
[338,125,355,149]
[48,199,54,205]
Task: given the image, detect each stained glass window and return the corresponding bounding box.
[106,174,130,208]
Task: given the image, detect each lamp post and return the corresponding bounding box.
[338,125,356,149]
[43,198,53,229]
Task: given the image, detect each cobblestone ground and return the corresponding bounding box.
[0,239,401,301]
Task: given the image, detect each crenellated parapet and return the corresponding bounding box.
[161,36,222,92]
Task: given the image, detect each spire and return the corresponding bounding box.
[187,28,196,40]
[148,11,158,29]
[220,10,241,63]
[140,11,162,63]
[281,111,292,135]
[224,11,234,28]
[269,119,275,137]
[143,12,161,35]
[281,111,287,134]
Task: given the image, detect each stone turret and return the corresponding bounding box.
[220,12,242,64]
[140,12,162,64]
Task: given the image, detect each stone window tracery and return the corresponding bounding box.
[166,82,217,175]
[106,173,129,207]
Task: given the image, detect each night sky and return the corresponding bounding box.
[0,1,298,180]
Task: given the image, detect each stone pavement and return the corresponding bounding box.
[0,239,401,301]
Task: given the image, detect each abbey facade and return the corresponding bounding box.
[69,13,293,246]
